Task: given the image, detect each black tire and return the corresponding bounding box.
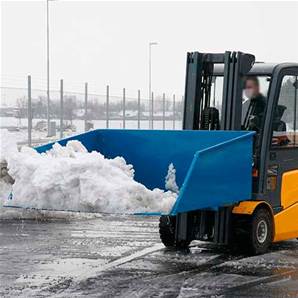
[248,208,273,255]
[159,215,191,249]
[159,215,176,247]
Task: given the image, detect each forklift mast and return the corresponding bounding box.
[183,51,255,131]
[177,51,256,246]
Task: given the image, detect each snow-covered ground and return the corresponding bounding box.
[1,116,182,131]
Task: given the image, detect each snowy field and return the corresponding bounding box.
[1,116,182,131]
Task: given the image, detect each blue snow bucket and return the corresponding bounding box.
[36,129,255,215]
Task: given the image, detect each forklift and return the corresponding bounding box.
[17,51,297,256]
[159,51,298,254]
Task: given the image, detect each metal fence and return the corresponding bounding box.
[0,76,184,146]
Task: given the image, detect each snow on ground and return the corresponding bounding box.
[1,130,177,216]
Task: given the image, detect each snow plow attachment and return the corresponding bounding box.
[36,129,254,214]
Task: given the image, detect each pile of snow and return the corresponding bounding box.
[0,129,100,220]
[3,140,178,214]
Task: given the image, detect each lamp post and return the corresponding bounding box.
[149,42,158,129]
[46,0,50,136]
[46,0,56,136]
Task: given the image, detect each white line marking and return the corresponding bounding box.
[74,243,164,281]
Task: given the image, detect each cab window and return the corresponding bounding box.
[272,75,298,147]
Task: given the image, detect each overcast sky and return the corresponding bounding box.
[1,1,298,97]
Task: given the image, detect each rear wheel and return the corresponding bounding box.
[159,215,190,249]
[248,208,273,255]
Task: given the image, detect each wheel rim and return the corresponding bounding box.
[256,220,268,244]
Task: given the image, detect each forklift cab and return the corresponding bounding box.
[160,51,298,254]
[210,62,298,209]
[183,54,298,209]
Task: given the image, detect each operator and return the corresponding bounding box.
[242,76,266,132]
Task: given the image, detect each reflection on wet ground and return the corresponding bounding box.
[0,214,298,297]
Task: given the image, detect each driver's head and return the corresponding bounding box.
[244,76,260,99]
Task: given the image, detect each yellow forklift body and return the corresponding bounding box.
[233,169,298,243]
[281,170,298,209]
[232,201,272,215]
[274,170,298,242]
[274,202,298,242]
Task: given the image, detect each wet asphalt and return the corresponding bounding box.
[1,214,298,298]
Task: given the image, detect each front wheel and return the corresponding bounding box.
[249,208,273,255]
[159,215,190,249]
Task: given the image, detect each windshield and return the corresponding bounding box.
[210,75,271,130]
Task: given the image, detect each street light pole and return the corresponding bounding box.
[46,0,50,136]
[149,42,158,129]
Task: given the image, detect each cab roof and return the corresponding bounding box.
[213,62,298,76]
